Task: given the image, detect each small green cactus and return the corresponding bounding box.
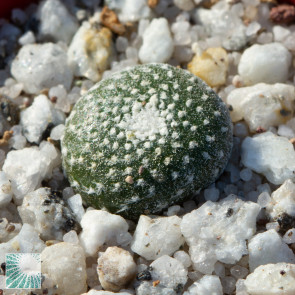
[61,63,233,219]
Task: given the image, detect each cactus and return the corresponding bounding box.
[61,63,233,219]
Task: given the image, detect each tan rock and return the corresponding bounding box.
[68,22,114,82]
[97,246,137,292]
[41,242,87,295]
[188,47,228,87]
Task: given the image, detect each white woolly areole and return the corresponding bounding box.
[118,100,168,141]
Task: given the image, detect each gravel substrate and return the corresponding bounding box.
[1,0,295,294]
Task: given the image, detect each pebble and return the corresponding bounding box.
[41,242,87,295]
[173,250,192,268]
[150,255,188,289]
[0,218,21,243]
[9,125,26,150]
[67,193,85,222]
[37,0,79,44]
[244,263,295,295]
[106,0,152,23]
[139,18,174,63]
[241,132,295,185]
[184,275,223,295]
[188,47,228,87]
[68,22,114,82]
[238,43,292,85]
[17,187,78,240]
[50,124,65,141]
[194,6,248,51]
[49,84,71,113]
[0,171,12,208]
[11,43,73,94]
[2,142,61,204]
[97,246,136,292]
[18,30,36,45]
[173,0,195,11]
[227,83,295,132]
[20,94,65,143]
[79,210,132,256]
[131,215,184,261]
[248,229,295,272]
[181,195,260,274]
[266,179,295,220]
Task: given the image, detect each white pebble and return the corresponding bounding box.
[242,132,295,185]
[173,250,192,268]
[139,18,174,63]
[79,210,132,256]
[50,124,65,141]
[248,229,295,272]
[131,215,184,260]
[238,43,291,85]
[244,263,295,295]
[257,191,271,208]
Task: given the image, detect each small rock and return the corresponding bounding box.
[3,142,61,203]
[49,84,71,113]
[97,246,136,292]
[139,18,174,63]
[20,94,65,143]
[270,4,295,24]
[194,7,248,51]
[17,187,79,240]
[241,132,295,185]
[18,30,36,45]
[50,124,65,141]
[63,230,80,244]
[42,242,87,295]
[11,43,73,94]
[238,43,291,85]
[173,0,195,11]
[173,250,192,268]
[37,0,79,44]
[188,47,228,87]
[0,218,21,243]
[100,6,126,35]
[181,195,260,274]
[0,171,12,208]
[68,22,114,82]
[105,0,152,23]
[266,179,295,220]
[227,83,295,132]
[79,210,132,256]
[8,125,26,150]
[184,275,223,295]
[248,229,295,272]
[244,263,295,295]
[67,193,85,222]
[131,215,184,261]
[150,255,188,289]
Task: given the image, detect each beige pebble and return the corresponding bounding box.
[188,47,228,87]
[97,246,137,292]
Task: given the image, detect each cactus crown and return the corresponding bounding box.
[61,63,233,219]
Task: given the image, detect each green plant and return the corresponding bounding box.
[61,63,233,219]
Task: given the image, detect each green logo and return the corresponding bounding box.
[5,253,41,289]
